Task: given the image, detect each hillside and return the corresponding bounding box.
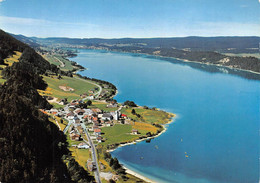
[29,36,260,53]
[0,29,95,183]
[12,33,260,75]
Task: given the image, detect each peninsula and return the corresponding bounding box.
[0,29,174,183]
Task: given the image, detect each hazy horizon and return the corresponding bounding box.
[1,0,260,38]
[9,32,260,40]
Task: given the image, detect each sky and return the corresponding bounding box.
[0,0,259,38]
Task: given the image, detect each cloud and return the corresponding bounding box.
[193,21,260,37]
[240,5,248,8]
[0,16,97,27]
[0,0,5,3]
[0,15,100,38]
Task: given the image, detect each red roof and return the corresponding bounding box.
[94,129,101,133]
[83,115,89,119]
[75,109,85,114]
[67,112,74,116]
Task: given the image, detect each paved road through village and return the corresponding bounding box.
[81,123,101,183]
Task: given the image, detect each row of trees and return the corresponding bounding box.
[103,152,128,181]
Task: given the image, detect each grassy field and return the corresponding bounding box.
[43,55,60,66]
[65,132,91,171]
[4,51,22,66]
[54,116,67,131]
[44,54,77,71]
[70,148,91,171]
[0,70,5,85]
[101,124,139,146]
[50,102,65,109]
[121,107,174,124]
[42,75,97,101]
[90,101,119,112]
[48,115,67,131]
[132,121,158,134]
[56,55,76,71]
[0,51,22,85]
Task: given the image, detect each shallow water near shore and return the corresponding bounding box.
[74,49,260,183]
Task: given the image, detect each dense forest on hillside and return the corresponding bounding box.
[0,30,57,73]
[0,29,95,182]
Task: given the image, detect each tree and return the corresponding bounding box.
[86,100,92,106]
[104,152,112,160]
[109,179,116,183]
[112,158,121,170]
[124,100,137,107]
[131,109,136,115]
[143,106,149,109]
[109,158,114,167]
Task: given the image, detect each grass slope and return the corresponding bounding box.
[44,54,77,71]
[101,124,139,146]
[42,75,97,101]
[121,107,174,124]
[0,51,22,85]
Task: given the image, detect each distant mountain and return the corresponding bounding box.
[10,32,260,74]
[10,33,41,48]
[31,36,260,53]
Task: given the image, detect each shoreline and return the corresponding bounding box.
[106,114,176,183]
[120,49,260,75]
[123,166,156,183]
[85,47,260,76]
[66,50,174,183]
[107,114,176,153]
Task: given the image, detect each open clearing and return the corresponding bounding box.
[121,107,173,124]
[42,75,97,101]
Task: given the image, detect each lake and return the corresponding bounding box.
[74,49,260,183]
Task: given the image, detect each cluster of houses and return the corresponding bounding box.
[47,99,129,145]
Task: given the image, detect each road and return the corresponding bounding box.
[63,119,73,134]
[74,76,102,99]
[54,56,65,68]
[81,123,101,183]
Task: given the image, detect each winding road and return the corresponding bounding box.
[74,76,102,99]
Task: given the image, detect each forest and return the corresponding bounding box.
[0,29,95,183]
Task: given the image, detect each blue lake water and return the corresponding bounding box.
[73,49,260,183]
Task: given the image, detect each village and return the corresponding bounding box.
[45,99,138,146]
[41,94,146,181]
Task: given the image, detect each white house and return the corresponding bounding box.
[110,111,121,121]
[102,113,113,121]
[78,142,90,149]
